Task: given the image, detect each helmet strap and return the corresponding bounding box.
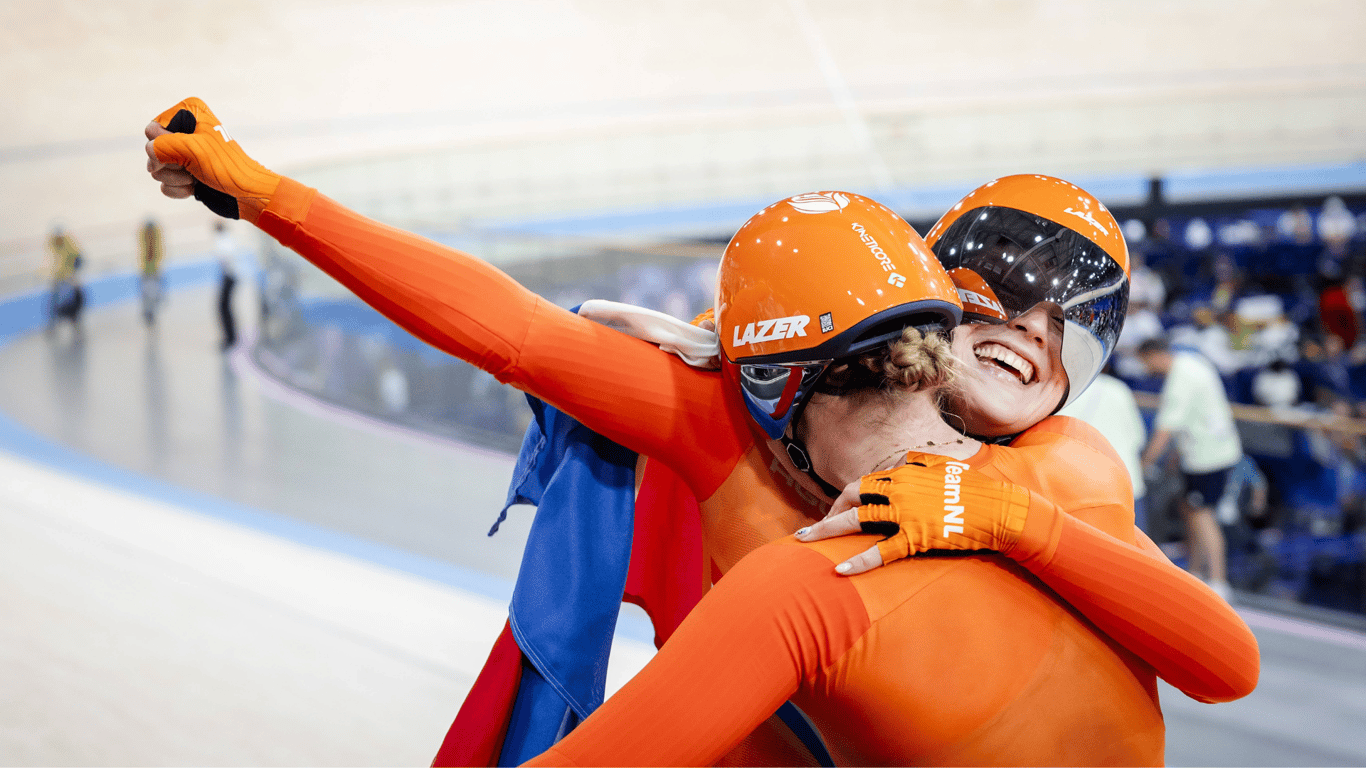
[778,433,844,500]
[773,364,845,500]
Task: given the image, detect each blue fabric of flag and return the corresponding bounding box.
[490,393,638,766]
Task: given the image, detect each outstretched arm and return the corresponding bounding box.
[799,461,1260,703]
[145,99,741,489]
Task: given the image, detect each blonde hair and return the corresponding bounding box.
[821,327,958,396]
[870,326,958,392]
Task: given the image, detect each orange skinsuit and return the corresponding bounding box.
[150,97,1255,697]
[525,532,1165,766]
[242,178,1257,700]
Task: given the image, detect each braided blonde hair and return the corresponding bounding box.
[871,326,958,392]
[820,327,959,398]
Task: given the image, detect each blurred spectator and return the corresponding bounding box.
[1349,276,1366,327]
[1319,274,1361,349]
[1251,357,1301,409]
[1216,456,1274,592]
[1236,294,1300,365]
[47,225,85,329]
[1277,204,1315,244]
[1113,249,1169,379]
[1318,196,1357,256]
[1220,309,1257,354]
[1139,337,1242,600]
[1307,398,1366,537]
[1171,305,1243,375]
[1298,334,1352,406]
[1122,218,1147,245]
[1218,456,1269,530]
[214,221,239,350]
[1114,305,1164,380]
[1184,218,1214,251]
[1059,370,1149,532]
[1217,219,1263,247]
[138,218,165,326]
[1252,312,1301,366]
[1208,253,1243,314]
[1129,251,1167,312]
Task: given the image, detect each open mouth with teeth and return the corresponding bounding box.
[973,342,1035,385]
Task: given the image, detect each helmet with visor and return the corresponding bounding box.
[925,175,1130,410]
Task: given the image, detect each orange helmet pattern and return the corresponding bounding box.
[947,267,1009,324]
[926,175,1129,409]
[716,191,962,439]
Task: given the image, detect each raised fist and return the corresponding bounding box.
[144,98,280,223]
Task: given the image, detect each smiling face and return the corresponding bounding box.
[944,302,1070,437]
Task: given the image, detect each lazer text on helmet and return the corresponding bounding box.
[942,461,971,537]
[959,288,1006,317]
[1062,206,1110,235]
[733,315,809,348]
[850,223,896,272]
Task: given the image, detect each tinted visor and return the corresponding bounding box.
[933,206,1129,403]
[739,361,831,440]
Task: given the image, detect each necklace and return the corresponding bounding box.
[868,437,967,474]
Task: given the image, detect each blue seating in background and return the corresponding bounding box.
[1349,363,1366,401]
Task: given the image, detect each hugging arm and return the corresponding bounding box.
[1018,502,1259,703]
[803,462,1259,703]
[523,542,863,766]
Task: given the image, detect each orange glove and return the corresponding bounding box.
[796,453,1038,574]
[148,98,281,223]
[854,458,1031,565]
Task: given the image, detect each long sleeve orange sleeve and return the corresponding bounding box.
[254,178,745,495]
[1013,497,1260,703]
[523,541,868,767]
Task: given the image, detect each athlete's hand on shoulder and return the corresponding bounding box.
[795,460,1032,576]
[144,97,281,223]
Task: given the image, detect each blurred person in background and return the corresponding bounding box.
[1140,336,1243,600]
[1319,272,1361,350]
[213,220,239,350]
[1277,204,1315,245]
[1252,356,1303,410]
[1251,306,1301,366]
[1298,334,1352,407]
[1308,398,1366,537]
[138,217,165,326]
[1184,217,1214,252]
[1113,303,1164,379]
[1128,250,1167,314]
[1220,308,1256,356]
[1171,304,1243,375]
[1216,455,1273,592]
[1059,366,1150,532]
[46,225,85,331]
[1113,250,1166,379]
[1234,294,1300,367]
[1207,252,1244,315]
[1318,196,1357,267]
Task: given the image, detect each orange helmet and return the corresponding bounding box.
[716,191,962,442]
[926,175,1129,409]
